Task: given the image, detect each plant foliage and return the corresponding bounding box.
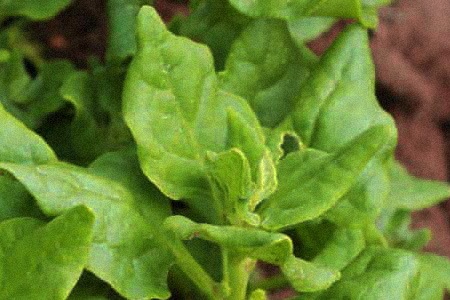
[0,0,449,299]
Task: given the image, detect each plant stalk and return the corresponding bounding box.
[223,249,256,300]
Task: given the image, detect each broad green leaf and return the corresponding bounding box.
[177,0,250,70]
[314,247,419,299]
[123,6,271,223]
[220,19,317,127]
[0,205,94,299]
[227,0,382,27]
[0,0,73,20]
[0,102,56,164]
[259,125,392,230]
[284,24,397,227]
[386,160,450,210]
[106,0,152,63]
[0,150,174,299]
[288,25,396,151]
[165,215,340,292]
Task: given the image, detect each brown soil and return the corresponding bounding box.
[372,0,450,259]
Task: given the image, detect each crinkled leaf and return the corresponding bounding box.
[177,0,250,70]
[220,19,317,127]
[0,205,94,299]
[123,6,271,223]
[0,0,72,20]
[259,125,392,230]
[165,215,339,292]
[0,150,174,299]
[386,160,450,210]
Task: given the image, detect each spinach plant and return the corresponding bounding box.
[0,0,449,299]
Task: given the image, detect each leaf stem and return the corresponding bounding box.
[160,233,224,299]
[222,249,256,300]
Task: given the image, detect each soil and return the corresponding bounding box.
[24,0,450,297]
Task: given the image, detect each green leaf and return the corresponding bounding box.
[259,125,392,230]
[412,253,450,298]
[177,0,250,70]
[0,205,94,299]
[315,247,419,299]
[0,53,75,129]
[0,150,174,299]
[165,215,340,292]
[227,0,383,27]
[0,102,56,164]
[386,160,450,210]
[45,64,131,164]
[289,25,396,151]
[106,0,152,63]
[312,228,365,271]
[284,24,397,227]
[287,17,335,44]
[0,0,73,20]
[220,19,317,127]
[123,6,271,223]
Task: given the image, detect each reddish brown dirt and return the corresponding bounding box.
[372,0,450,259]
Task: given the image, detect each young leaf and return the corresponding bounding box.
[0,0,72,20]
[0,150,174,299]
[165,215,340,292]
[259,125,392,231]
[123,6,272,223]
[0,205,94,299]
